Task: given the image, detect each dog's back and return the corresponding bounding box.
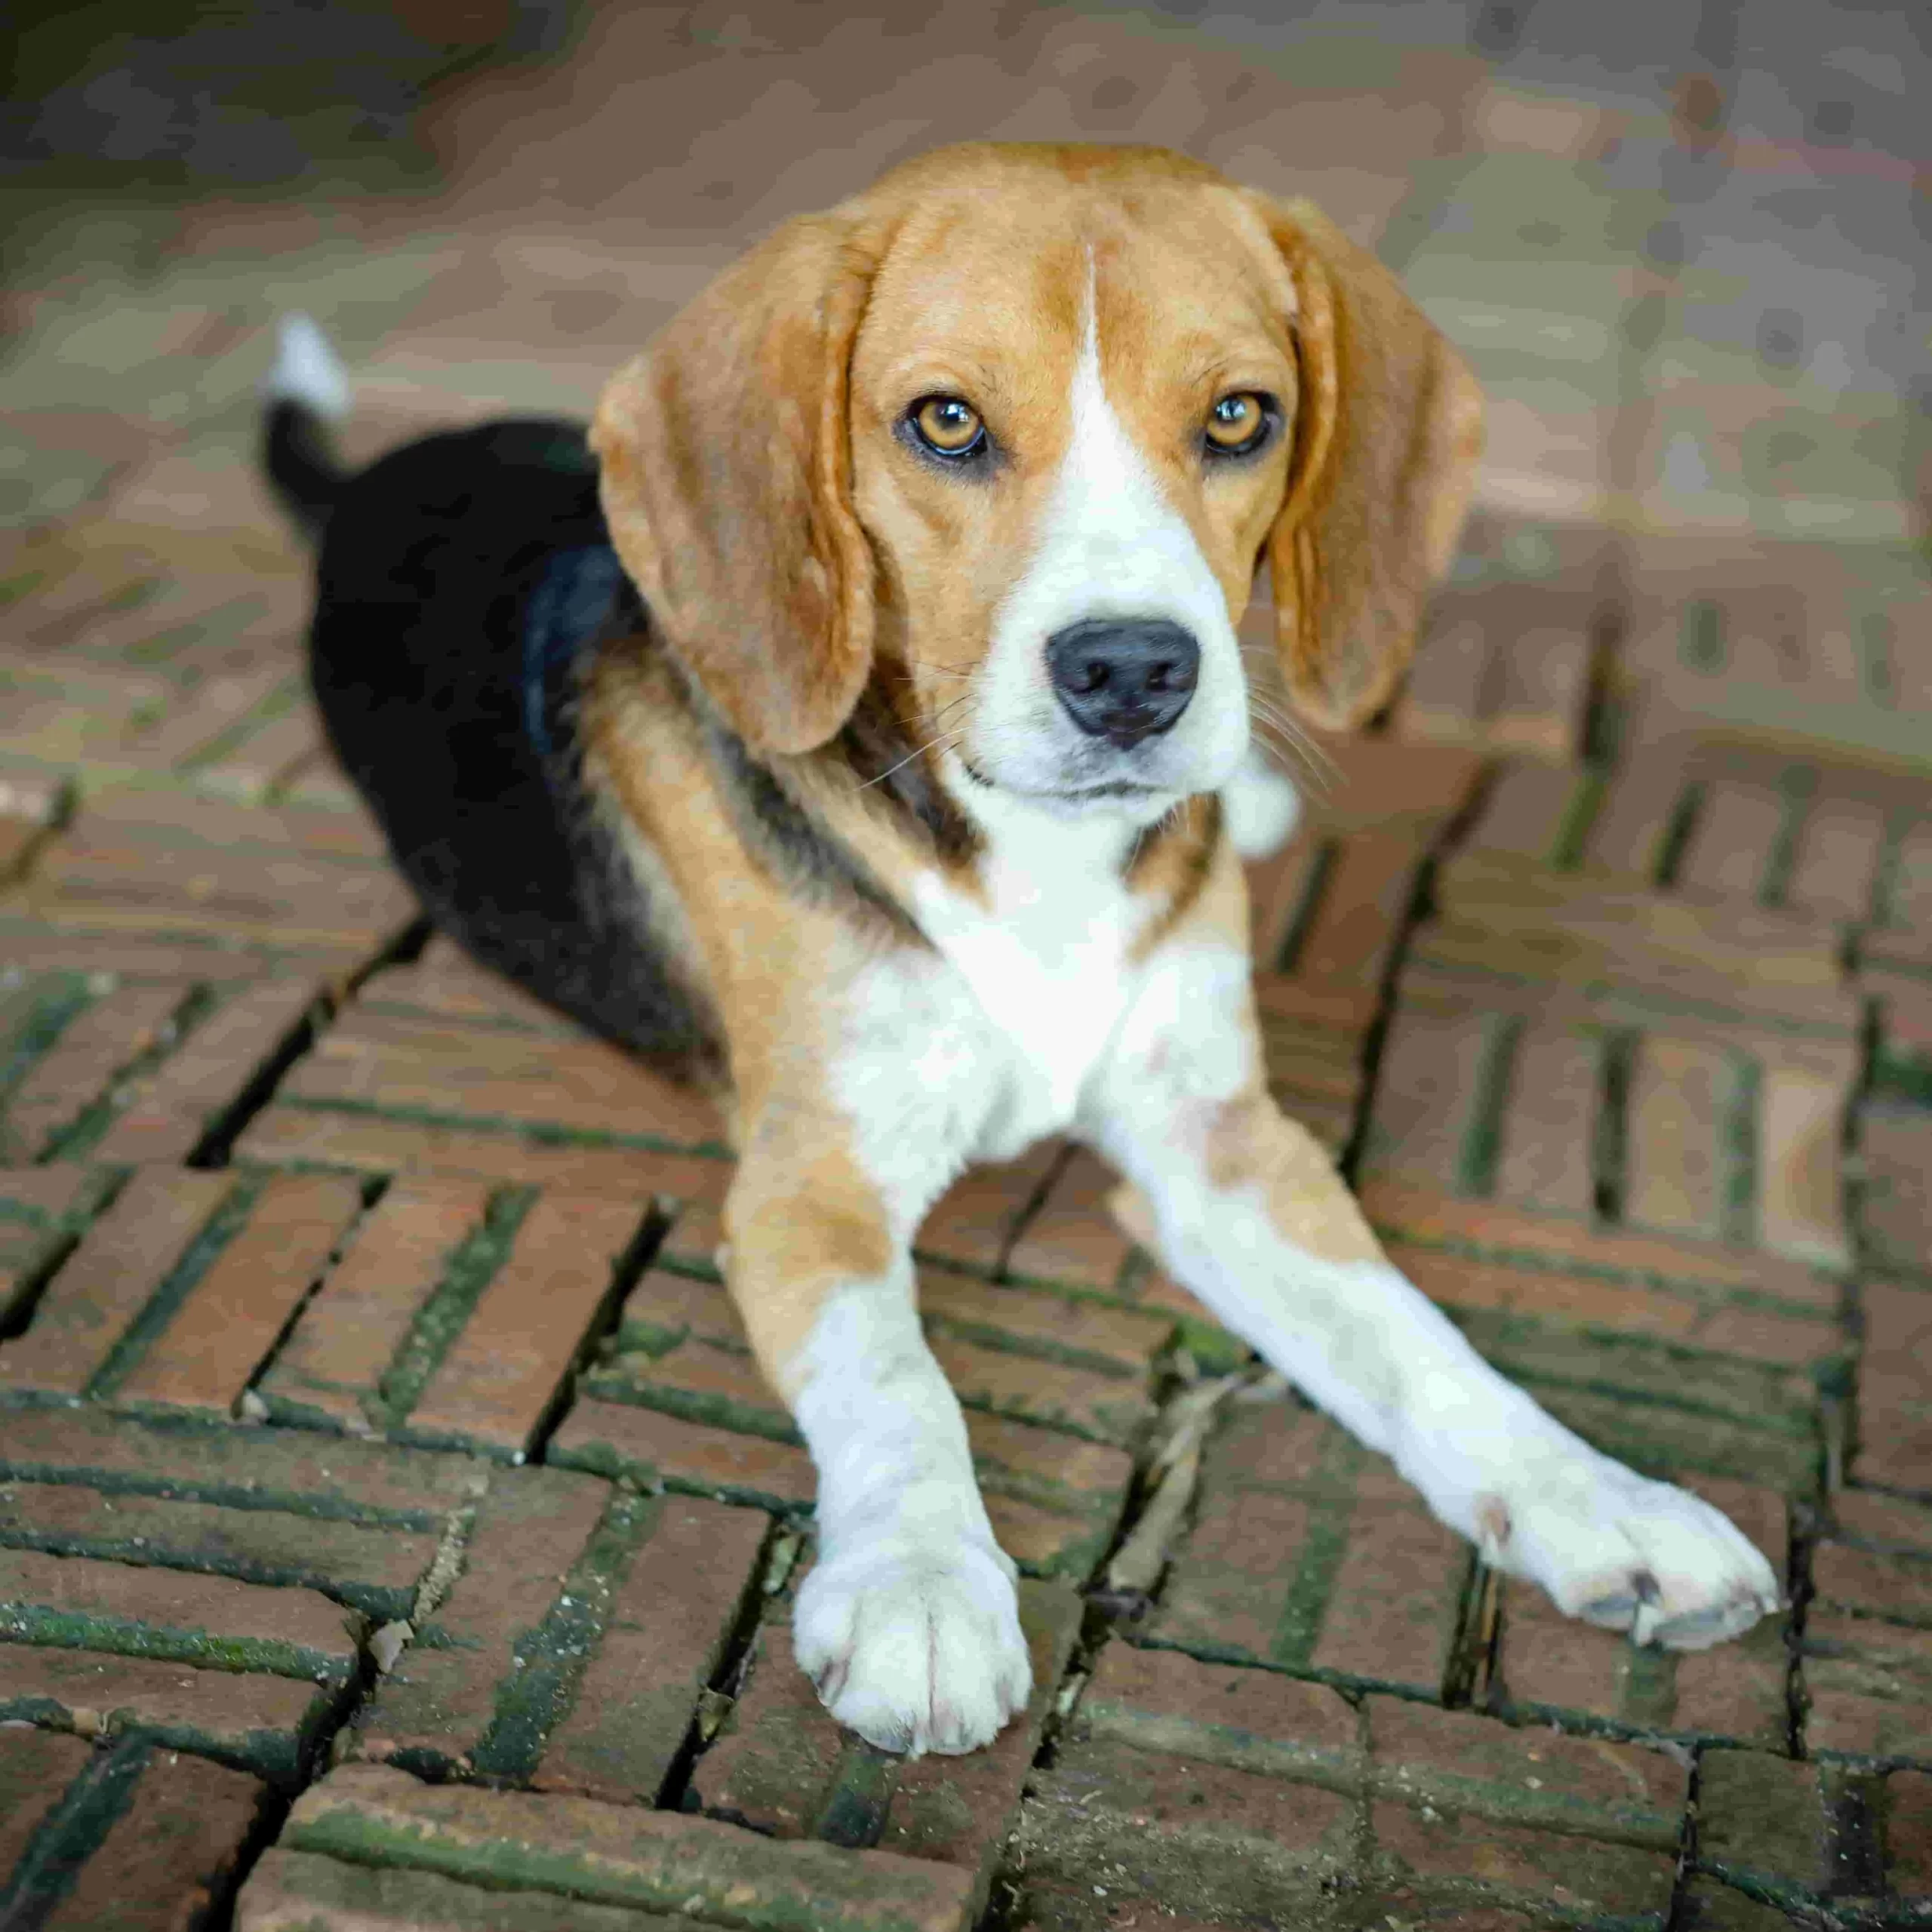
[263,320,715,1075]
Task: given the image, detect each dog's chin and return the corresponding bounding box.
[950,749,1202,830]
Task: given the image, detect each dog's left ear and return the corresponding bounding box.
[1249,195,1485,731]
[591,213,880,756]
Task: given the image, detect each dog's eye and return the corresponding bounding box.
[1204,392,1275,457]
[909,395,986,459]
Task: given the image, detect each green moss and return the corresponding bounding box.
[0,1602,352,1683]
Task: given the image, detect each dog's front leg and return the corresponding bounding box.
[1085,946,1782,1651]
[723,1146,1031,1757]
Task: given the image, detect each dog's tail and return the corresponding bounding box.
[260,314,352,543]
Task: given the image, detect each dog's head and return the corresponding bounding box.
[592,143,1482,823]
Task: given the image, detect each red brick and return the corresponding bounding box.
[1244,826,1326,964]
[931,1330,1150,1447]
[1853,1284,1932,1489]
[916,1143,1067,1278]
[695,1577,1081,1899]
[1075,1640,1360,1786]
[1303,734,1484,838]
[405,1193,647,1458]
[1487,623,1592,763]
[552,1393,815,1509]
[1465,759,1588,865]
[1291,832,1421,1001]
[0,1549,359,1683]
[364,934,579,1034]
[1803,1613,1932,1761]
[1367,1696,1683,1841]
[286,1009,726,1149]
[1361,1006,1490,1190]
[0,1478,436,1622]
[920,1270,1171,1376]
[1000,1149,1135,1291]
[75,786,386,863]
[1676,779,1785,901]
[0,1727,93,1876]
[1493,1025,1598,1218]
[0,1165,93,1325]
[31,832,414,950]
[45,1749,266,1931]
[235,1103,734,1200]
[1624,1034,1730,1240]
[1756,1051,1853,1267]
[118,1172,366,1417]
[260,1177,493,1431]
[3,981,185,1158]
[1833,1490,1932,1556]
[0,1643,330,1782]
[262,1762,975,1931]
[0,1401,484,1520]
[1813,1542,1932,1625]
[350,1464,607,1770]
[1395,607,1492,750]
[1888,1769,1932,1897]
[534,1493,768,1804]
[92,976,321,1164]
[0,1169,231,1398]
[1861,1103,1932,1274]
[1788,795,1886,922]
[1360,1180,1846,1315]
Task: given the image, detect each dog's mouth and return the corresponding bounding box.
[955,755,1170,808]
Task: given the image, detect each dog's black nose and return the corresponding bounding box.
[1044,619,1200,749]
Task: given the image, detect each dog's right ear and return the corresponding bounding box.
[591,214,881,756]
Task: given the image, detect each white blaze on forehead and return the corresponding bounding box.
[968,251,1250,800]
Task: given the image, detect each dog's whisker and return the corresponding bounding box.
[854,726,965,792]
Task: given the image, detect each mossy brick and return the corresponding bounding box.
[0,1641,331,1786]
[0,1401,486,1522]
[90,975,322,1164]
[404,1192,651,1459]
[1367,1795,1676,1920]
[0,1168,232,1398]
[0,1478,439,1621]
[115,1171,367,1416]
[1888,1769,1932,1900]
[693,1577,1077,1909]
[929,1329,1152,1446]
[0,1726,92,1880]
[235,1103,732,1198]
[1860,1104,1932,1274]
[43,1747,266,1932]
[239,1848,716,1929]
[349,1463,608,1773]
[1695,1750,1844,1903]
[1803,1614,1932,1763]
[533,1492,768,1804]
[1019,1740,1358,1926]
[0,1167,93,1327]
[1676,1875,1798,1929]
[0,1549,359,1684]
[258,1176,495,1432]
[1365,1697,1685,1847]
[1148,1399,1469,1695]
[285,1008,728,1150]
[1071,1641,1362,1793]
[270,1762,974,1931]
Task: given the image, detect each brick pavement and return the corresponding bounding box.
[2,2,1928,1927]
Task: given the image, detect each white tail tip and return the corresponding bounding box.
[263,312,351,420]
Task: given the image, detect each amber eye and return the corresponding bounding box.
[909,395,986,458]
[1204,391,1272,456]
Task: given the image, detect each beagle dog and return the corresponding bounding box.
[268,143,1780,1759]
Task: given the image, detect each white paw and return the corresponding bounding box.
[793,1534,1032,1756]
[1474,1444,1783,1650]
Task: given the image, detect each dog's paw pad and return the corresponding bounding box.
[794,1536,1030,1758]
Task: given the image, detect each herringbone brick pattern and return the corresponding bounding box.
[2,2,1928,1927]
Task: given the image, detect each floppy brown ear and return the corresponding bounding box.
[590,214,879,755]
[1251,195,1485,731]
